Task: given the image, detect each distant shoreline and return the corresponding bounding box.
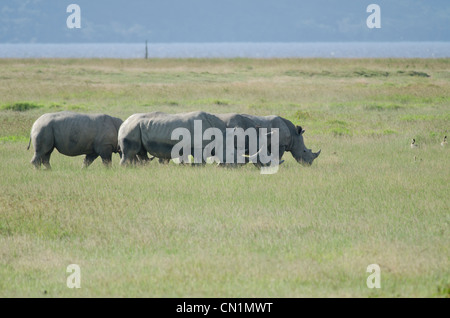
[1,42,449,59]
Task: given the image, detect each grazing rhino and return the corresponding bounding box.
[28,111,123,169]
[215,113,272,166]
[219,113,320,166]
[118,111,229,166]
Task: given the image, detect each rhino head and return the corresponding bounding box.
[289,126,321,165]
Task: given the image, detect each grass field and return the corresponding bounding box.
[0,58,449,297]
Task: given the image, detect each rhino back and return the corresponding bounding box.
[48,112,114,156]
[118,113,145,140]
[140,111,224,143]
[241,114,292,147]
[216,113,256,130]
[137,111,226,157]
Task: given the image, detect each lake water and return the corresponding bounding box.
[0,42,449,58]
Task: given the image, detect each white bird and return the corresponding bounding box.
[441,136,447,147]
[411,138,418,149]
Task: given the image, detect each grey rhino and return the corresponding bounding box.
[118,111,229,166]
[219,113,320,165]
[215,113,271,166]
[28,111,123,169]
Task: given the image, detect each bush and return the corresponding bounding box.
[2,102,42,112]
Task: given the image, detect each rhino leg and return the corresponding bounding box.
[278,146,286,161]
[159,158,170,164]
[100,155,112,167]
[136,149,151,165]
[120,138,141,166]
[30,154,42,169]
[83,153,99,168]
[30,129,54,169]
[130,155,139,165]
[97,145,113,168]
[30,152,42,169]
[41,150,53,170]
[31,148,53,169]
[251,146,285,168]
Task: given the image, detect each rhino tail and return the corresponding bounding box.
[27,136,31,150]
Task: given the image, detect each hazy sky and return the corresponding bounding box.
[0,0,449,43]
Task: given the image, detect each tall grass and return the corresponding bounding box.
[0,58,448,297]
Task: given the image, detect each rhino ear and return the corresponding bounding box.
[296,126,304,135]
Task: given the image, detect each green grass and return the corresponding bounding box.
[1,102,43,112]
[0,58,449,297]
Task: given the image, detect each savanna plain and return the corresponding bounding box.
[0,58,448,297]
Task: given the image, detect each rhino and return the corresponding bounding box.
[215,113,272,166]
[28,111,123,169]
[217,113,320,166]
[118,111,229,166]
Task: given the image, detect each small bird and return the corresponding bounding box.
[411,138,418,148]
[441,136,447,147]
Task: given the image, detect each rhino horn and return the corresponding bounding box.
[242,146,263,159]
